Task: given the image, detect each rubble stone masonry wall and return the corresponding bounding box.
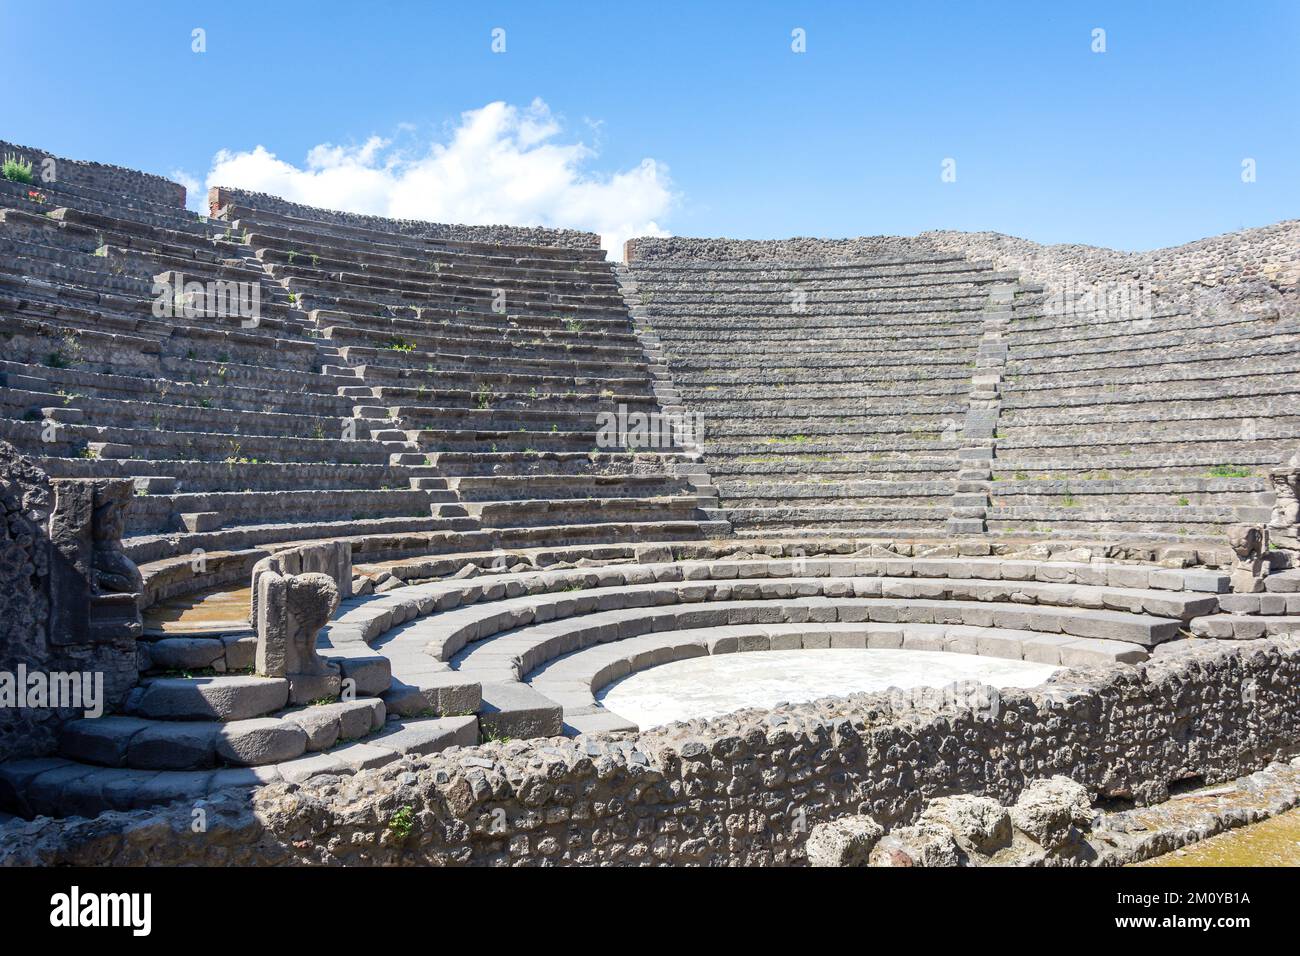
[627,222,1299,319]
[210,187,603,250]
[924,221,1300,317]
[0,444,138,762]
[4,637,1296,866]
[0,140,186,208]
[624,234,938,264]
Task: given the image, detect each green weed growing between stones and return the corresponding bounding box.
[2,153,34,184]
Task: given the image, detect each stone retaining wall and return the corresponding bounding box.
[0,443,138,763]
[0,140,185,208]
[4,637,1296,866]
[209,187,602,250]
[627,223,1299,319]
[924,222,1300,318]
[624,235,938,264]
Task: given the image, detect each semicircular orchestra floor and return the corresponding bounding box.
[597,647,1060,729]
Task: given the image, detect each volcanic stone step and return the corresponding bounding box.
[126,675,290,721]
[59,697,389,770]
[1189,615,1300,640]
[381,672,483,718]
[477,682,564,739]
[0,714,478,818]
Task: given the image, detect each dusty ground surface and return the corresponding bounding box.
[1136,807,1300,866]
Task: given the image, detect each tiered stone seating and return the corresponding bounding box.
[0,165,724,612]
[620,251,1016,536]
[0,152,733,816]
[211,195,725,546]
[0,192,473,582]
[7,538,1254,816]
[327,547,1226,736]
[3,146,1295,829]
[988,301,1287,539]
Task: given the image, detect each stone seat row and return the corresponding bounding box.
[282,270,630,325]
[667,351,979,376]
[1004,328,1300,373]
[986,449,1280,479]
[709,453,962,480]
[700,415,969,442]
[635,257,1009,284]
[0,207,291,300]
[121,486,457,536]
[623,250,981,274]
[253,240,622,293]
[0,176,210,236]
[1,358,355,418]
[681,381,973,403]
[1000,372,1300,412]
[1005,307,1235,346]
[659,336,985,360]
[0,285,307,357]
[0,711,478,818]
[639,272,1016,302]
[218,201,609,266]
[329,340,651,382]
[705,437,966,459]
[134,522,726,609]
[673,360,978,382]
[650,277,1036,301]
[312,305,642,346]
[358,385,658,418]
[118,490,718,567]
[28,454,406,494]
[251,230,623,286]
[684,394,970,419]
[651,321,985,345]
[0,302,322,376]
[641,311,992,336]
[123,513,476,566]
[4,385,355,441]
[243,229,620,290]
[993,423,1296,455]
[319,320,645,364]
[0,416,394,466]
[641,292,993,317]
[999,407,1300,434]
[1004,335,1300,375]
[266,254,625,308]
[334,359,652,397]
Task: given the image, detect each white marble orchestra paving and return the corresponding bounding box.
[597,649,1061,729]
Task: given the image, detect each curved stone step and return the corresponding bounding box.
[1,714,477,818]
[58,698,387,769]
[126,675,290,722]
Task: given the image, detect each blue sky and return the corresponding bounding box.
[2,1,1296,252]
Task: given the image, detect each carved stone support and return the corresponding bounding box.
[1227,523,1270,593]
[1268,465,1300,551]
[255,570,341,704]
[48,478,142,645]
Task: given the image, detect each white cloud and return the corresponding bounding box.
[169,169,203,212]
[201,99,674,258]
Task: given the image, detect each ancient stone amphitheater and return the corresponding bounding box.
[1,141,1298,866]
